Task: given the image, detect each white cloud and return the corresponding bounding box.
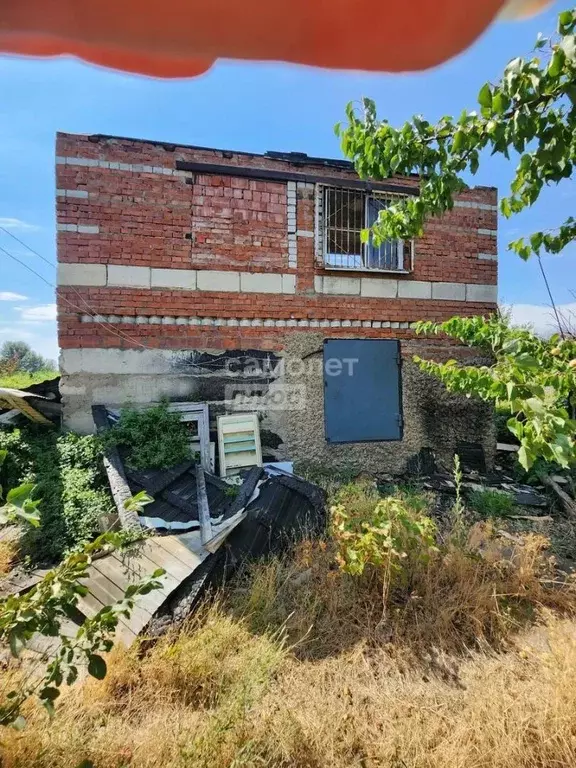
[16,303,57,323]
[508,302,576,337]
[0,217,40,232]
[0,291,27,301]
[0,326,36,340]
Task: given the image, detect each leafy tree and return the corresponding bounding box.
[0,340,54,375]
[415,316,576,470]
[337,6,576,470]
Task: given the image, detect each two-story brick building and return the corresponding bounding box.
[56,132,498,474]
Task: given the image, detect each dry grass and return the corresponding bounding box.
[4,483,576,767]
[0,537,18,576]
[229,527,576,660]
[3,603,576,768]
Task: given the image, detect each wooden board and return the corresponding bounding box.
[0,389,52,425]
[195,466,213,543]
[76,535,208,639]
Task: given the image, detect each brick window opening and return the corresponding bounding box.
[319,186,412,272]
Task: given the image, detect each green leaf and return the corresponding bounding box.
[40,686,61,701]
[525,397,546,415]
[518,445,533,470]
[42,699,56,719]
[515,353,539,371]
[0,449,7,468]
[452,130,465,152]
[492,91,507,115]
[502,338,521,355]
[123,490,154,514]
[6,483,35,509]
[535,33,548,49]
[9,633,25,658]
[548,48,565,77]
[87,654,107,680]
[478,83,493,109]
[507,418,524,440]
[560,35,576,63]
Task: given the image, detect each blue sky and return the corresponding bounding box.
[1,1,574,363]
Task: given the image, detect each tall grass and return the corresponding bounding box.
[0,370,58,390]
[3,482,576,767]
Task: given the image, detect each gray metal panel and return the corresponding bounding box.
[324,339,402,443]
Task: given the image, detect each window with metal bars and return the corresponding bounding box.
[320,186,409,271]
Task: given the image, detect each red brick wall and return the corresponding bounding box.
[58,285,494,351]
[56,132,498,351]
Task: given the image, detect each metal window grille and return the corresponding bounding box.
[322,186,409,271]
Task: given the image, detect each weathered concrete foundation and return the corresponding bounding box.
[60,340,495,475]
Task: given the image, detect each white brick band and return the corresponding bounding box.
[57,223,100,234]
[58,263,297,294]
[314,274,496,303]
[478,229,497,237]
[286,181,297,269]
[56,156,188,176]
[287,232,297,269]
[56,189,89,199]
[478,252,498,261]
[455,200,498,211]
[58,264,497,303]
[77,313,415,330]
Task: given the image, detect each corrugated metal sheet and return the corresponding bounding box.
[323,339,402,443]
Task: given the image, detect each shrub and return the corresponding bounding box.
[103,403,192,470]
[295,460,358,496]
[468,489,515,518]
[0,427,113,563]
[331,481,438,599]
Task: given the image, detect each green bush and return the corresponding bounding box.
[103,403,192,470]
[468,488,515,518]
[0,427,113,563]
[331,481,438,590]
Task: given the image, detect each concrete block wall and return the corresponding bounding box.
[56,132,499,471]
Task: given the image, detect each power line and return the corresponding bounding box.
[0,244,149,349]
[0,225,157,349]
[537,254,565,341]
[0,224,56,268]
[0,223,141,337]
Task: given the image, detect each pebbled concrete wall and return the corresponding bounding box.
[280,332,495,475]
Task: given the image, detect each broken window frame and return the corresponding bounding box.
[316,185,414,273]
